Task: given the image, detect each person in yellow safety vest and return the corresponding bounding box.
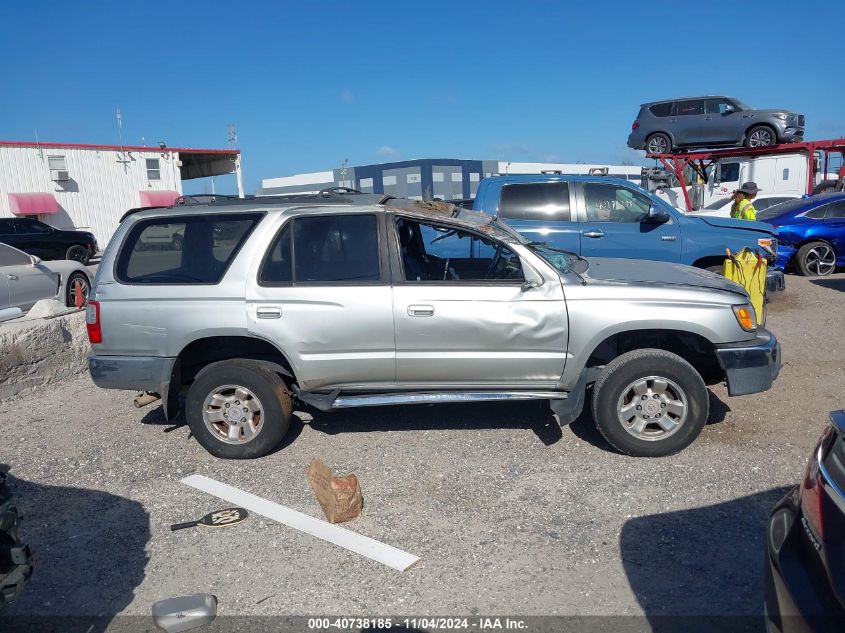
[730,181,760,221]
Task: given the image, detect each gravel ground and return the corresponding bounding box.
[2,274,844,627]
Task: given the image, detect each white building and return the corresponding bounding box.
[0,140,244,245]
[261,158,642,199]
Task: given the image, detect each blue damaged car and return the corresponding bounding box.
[472,174,785,292]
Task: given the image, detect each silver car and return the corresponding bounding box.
[0,242,91,315]
[87,197,780,459]
[628,96,804,154]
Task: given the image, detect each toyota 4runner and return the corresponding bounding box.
[87,195,781,458]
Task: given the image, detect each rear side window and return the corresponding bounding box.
[116,213,262,284]
[260,214,380,285]
[804,206,828,219]
[0,219,15,235]
[676,99,704,115]
[649,102,672,117]
[498,182,570,221]
[824,201,845,218]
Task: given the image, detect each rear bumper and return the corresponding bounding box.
[88,354,175,394]
[627,131,646,150]
[715,329,781,396]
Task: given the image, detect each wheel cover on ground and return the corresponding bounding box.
[202,384,264,444]
[647,136,668,153]
[616,375,688,442]
[804,245,836,276]
[748,129,774,147]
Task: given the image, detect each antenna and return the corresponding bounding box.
[227,123,238,147]
[116,107,124,154]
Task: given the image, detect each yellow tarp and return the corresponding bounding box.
[722,248,766,325]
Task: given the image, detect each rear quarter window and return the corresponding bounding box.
[649,102,673,117]
[115,213,263,284]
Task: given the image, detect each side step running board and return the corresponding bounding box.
[292,386,567,411]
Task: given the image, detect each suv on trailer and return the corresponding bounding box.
[87,195,781,459]
[627,96,804,154]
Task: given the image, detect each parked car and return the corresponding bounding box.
[764,410,845,632]
[87,196,780,459]
[0,242,91,311]
[692,195,801,218]
[0,217,98,265]
[0,470,33,611]
[756,193,845,276]
[471,175,785,293]
[627,96,804,154]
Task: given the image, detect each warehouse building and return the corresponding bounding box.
[261,158,642,199]
[0,140,244,245]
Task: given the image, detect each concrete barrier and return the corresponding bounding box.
[0,311,89,401]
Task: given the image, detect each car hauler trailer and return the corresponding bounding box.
[644,138,845,212]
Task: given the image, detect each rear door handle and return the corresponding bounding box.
[256,306,282,319]
[583,231,605,238]
[408,304,434,317]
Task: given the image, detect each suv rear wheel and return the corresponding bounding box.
[186,359,292,459]
[591,349,709,457]
[66,245,90,265]
[645,133,671,154]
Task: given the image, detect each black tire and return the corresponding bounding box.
[591,349,709,457]
[744,125,777,148]
[645,133,672,154]
[65,244,90,265]
[0,471,34,611]
[185,359,292,459]
[65,271,90,307]
[795,241,836,277]
[813,179,838,195]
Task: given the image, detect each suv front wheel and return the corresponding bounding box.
[186,359,292,459]
[591,349,709,457]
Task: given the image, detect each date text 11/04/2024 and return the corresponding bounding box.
[307,617,528,630]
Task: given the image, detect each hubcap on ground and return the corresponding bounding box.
[202,384,264,444]
[805,245,835,276]
[616,375,688,442]
[749,130,773,146]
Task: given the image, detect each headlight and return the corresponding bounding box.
[733,304,757,332]
[757,237,777,257]
[775,113,789,120]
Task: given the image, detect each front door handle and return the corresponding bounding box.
[583,231,605,238]
[256,306,282,319]
[5,274,18,280]
[408,304,434,317]
[661,235,677,241]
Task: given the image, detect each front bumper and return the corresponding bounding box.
[779,127,805,143]
[715,329,781,396]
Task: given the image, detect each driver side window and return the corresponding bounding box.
[396,218,524,283]
[584,183,652,223]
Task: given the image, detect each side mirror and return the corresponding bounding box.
[645,204,671,224]
[521,279,540,292]
[724,104,735,113]
[713,163,722,184]
[29,255,41,266]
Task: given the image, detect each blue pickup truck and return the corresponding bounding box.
[472,174,785,292]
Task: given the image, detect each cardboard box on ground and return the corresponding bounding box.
[307,458,363,524]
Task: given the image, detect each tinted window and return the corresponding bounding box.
[260,223,293,284]
[397,218,523,282]
[704,198,732,210]
[758,198,816,220]
[584,183,652,223]
[0,243,31,266]
[499,182,570,221]
[15,219,51,234]
[676,99,704,116]
[719,163,740,183]
[0,220,15,235]
[754,198,794,212]
[825,201,845,218]
[116,213,262,284]
[649,103,672,117]
[704,99,732,115]
[297,215,380,283]
[804,207,827,219]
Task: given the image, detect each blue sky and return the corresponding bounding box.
[3,0,844,194]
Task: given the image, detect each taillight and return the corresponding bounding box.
[86,300,102,344]
[632,121,640,130]
[800,429,833,545]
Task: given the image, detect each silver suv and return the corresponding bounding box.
[627,96,804,154]
[87,196,781,458]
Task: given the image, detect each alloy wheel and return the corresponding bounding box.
[202,384,264,444]
[748,129,774,147]
[647,136,668,154]
[804,244,836,276]
[616,375,688,442]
